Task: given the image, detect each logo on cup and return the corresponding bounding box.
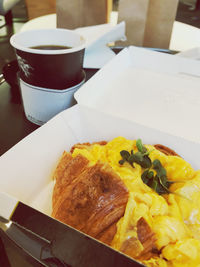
[16,55,34,78]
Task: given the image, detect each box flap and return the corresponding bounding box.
[75,46,200,143]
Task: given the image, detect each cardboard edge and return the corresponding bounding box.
[0,192,19,221]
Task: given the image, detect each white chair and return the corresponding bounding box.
[0,0,20,25]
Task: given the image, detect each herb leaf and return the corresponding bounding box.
[140,155,152,168]
[151,159,172,195]
[136,139,147,153]
[120,150,130,161]
[151,178,158,191]
[141,170,154,184]
[119,159,125,165]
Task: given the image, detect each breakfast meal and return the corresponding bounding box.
[52,136,200,266]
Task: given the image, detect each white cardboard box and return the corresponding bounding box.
[1,46,200,217]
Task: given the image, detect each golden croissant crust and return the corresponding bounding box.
[52,152,129,244]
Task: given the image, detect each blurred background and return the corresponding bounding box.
[0,0,200,72]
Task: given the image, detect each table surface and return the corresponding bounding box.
[0,81,39,156]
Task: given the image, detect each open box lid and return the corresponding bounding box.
[75,46,200,143]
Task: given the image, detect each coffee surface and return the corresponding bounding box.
[30,45,72,50]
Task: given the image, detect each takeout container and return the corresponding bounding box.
[1,46,200,266]
[20,71,85,126]
[0,105,200,266]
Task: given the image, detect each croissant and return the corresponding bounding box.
[52,152,129,245]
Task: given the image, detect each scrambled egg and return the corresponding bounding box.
[72,137,200,267]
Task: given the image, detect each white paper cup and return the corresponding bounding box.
[20,71,85,126]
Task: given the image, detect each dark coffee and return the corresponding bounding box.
[30,45,72,50]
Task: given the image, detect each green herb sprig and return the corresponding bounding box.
[141,160,174,195]
[119,139,174,195]
[119,139,152,169]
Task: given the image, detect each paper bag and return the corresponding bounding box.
[117,0,149,47]
[56,0,112,29]
[25,0,56,20]
[117,0,179,48]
